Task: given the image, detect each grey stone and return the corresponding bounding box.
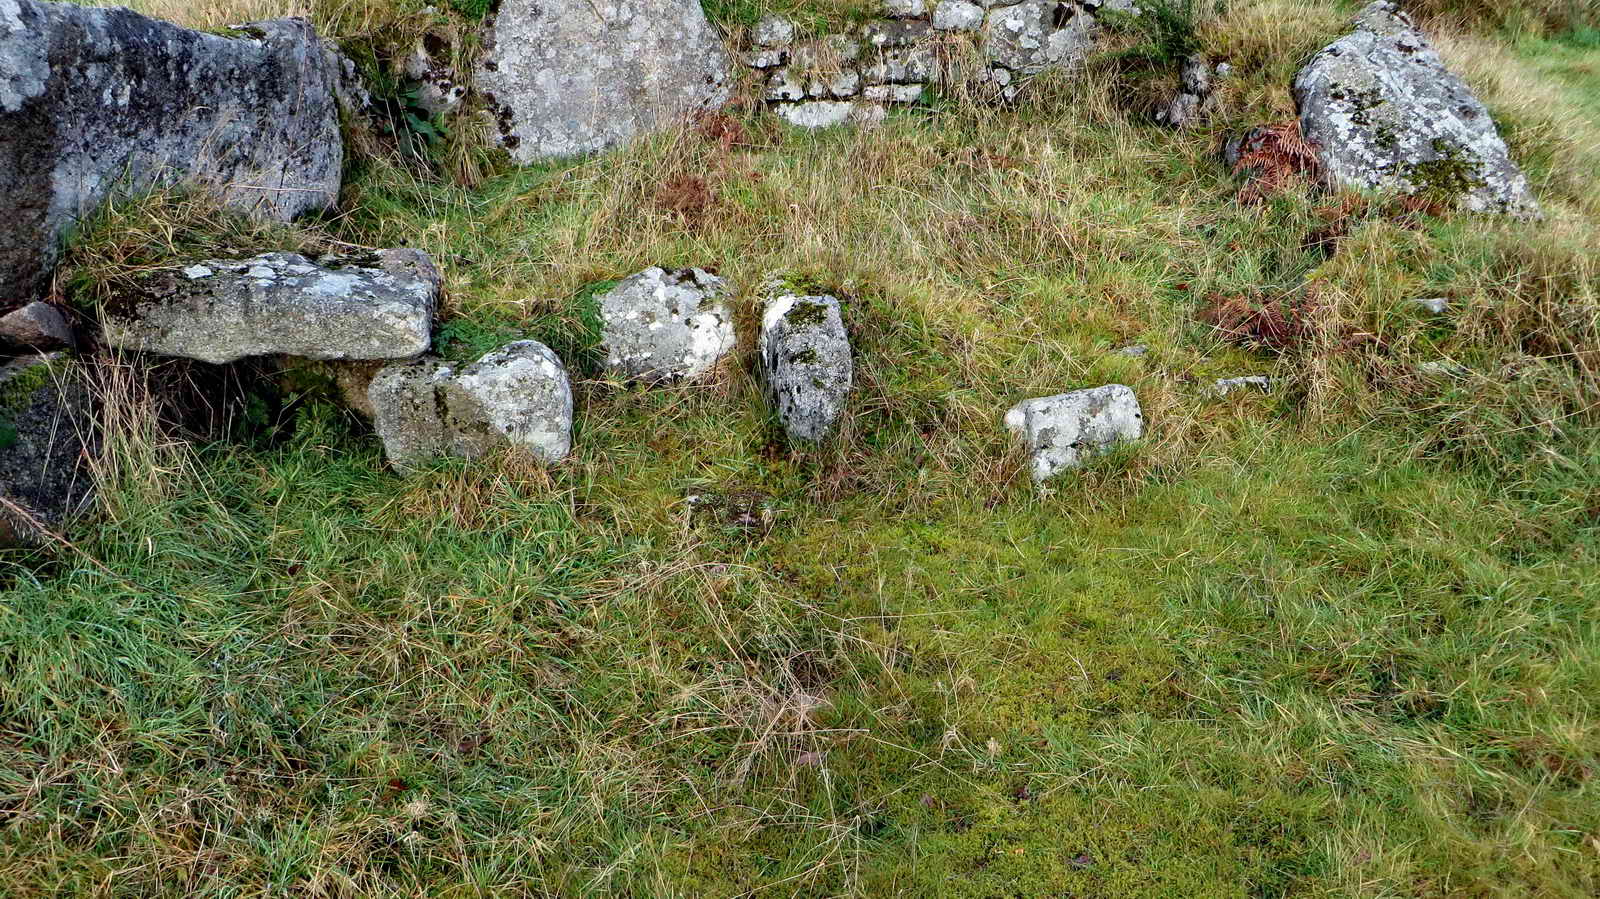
[776,100,857,129]
[884,0,927,18]
[753,15,798,48]
[984,1,1098,76]
[862,20,933,48]
[860,45,936,83]
[0,302,72,350]
[742,47,789,68]
[934,0,986,30]
[1293,1,1538,216]
[863,83,925,103]
[807,69,863,99]
[101,249,440,365]
[1005,384,1143,483]
[1116,344,1148,357]
[1156,55,1216,128]
[1,2,346,301]
[1416,360,1467,378]
[1210,375,1272,397]
[758,292,853,442]
[477,0,734,162]
[0,352,95,546]
[402,36,467,117]
[767,68,808,101]
[369,341,573,470]
[1412,296,1449,314]
[599,267,736,382]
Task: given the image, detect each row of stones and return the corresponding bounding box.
[741,0,1132,129]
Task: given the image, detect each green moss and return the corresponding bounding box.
[0,358,58,412]
[783,298,833,329]
[1405,137,1487,198]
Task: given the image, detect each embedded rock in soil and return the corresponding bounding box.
[599,267,736,382]
[1210,375,1271,397]
[368,342,572,471]
[758,291,853,442]
[984,1,1099,77]
[1005,384,1142,483]
[1,2,348,300]
[476,0,734,162]
[1292,1,1537,216]
[101,250,441,365]
[0,352,95,546]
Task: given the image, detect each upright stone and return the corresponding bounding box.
[758,291,853,442]
[1,2,347,300]
[1293,1,1537,216]
[476,0,734,162]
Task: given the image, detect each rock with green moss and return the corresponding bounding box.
[758,291,852,443]
[1292,1,1538,216]
[0,352,95,546]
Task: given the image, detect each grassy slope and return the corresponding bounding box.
[6,1,1600,895]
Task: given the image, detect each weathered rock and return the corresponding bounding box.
[1292,1,1537,216]
[860,45,936,83]
[1156,54,1219,128]
[743,47,789,68]
[863,83,925,103]
[598,267,736,382]
[0,302,73,350]
[369,341,572,470]
[1,2,346,301]
[1004,384,1142,483]
[753,15,798,48]
[884,0,927,18]
[777,101,858,129]
[934,0,986,30]
[0,352,95,546]
[758,292,853,442]
[101,250,440,365]
[862,20,933,48]
[1412,296,1449,314]
[807,69,864,98]
[984,1,1098,76]
[477,0,734,162]
[402,35,467,117]
[1210,375,1271,397]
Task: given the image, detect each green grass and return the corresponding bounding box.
[4,0,1600,894]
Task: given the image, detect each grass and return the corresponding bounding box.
[6,0,1600,894]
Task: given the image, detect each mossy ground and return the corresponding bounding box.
[6,1,1600,895]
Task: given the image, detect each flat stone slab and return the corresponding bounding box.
[1,2,346,300]
[1005,384,1143,483]
[101,250,441,364]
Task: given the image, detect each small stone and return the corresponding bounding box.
[933,0,985,30]
[776,101,858,129]
[758,291,853,442]
[753,15,798,48]
[766,68,807,101]
[0,353,96,546]
[368,357,456,469]
[861,20,933,48]
[851,103,889,129]
[101,249,440,364]
[863,83,925,103]
[1116,344,1148,357]
[1210,375,1272,397]
[807,69,863,99]
[742,48,789,68]
[1416,360,1468,378]
[598,267,736,383]
[401,37,466,117]
[1005,385,1143,483]
[884,0,927,18]
[860,45,936,83]
[1412,296,1449,314]
[984,0,1099,76]
[0,302,73,350]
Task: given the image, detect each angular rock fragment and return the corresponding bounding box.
[1210,375,1271,397]
[934,0,986,31]
[1005,384,1142,483]
[599,267,736,382]
[1293,1,1537,216]
[477,0,734,162]
[101,250,441,365]
[984,1,1098,76]
[369,342,572,471]
[402,35,467,117]
[0,302,73,350]
[758,291,853,442]
[0,353,95,546]
[753,15,798,48]
[1,2,347,300]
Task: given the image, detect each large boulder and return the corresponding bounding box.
[100,250,441,365]
[1292,1,1538,216]
[1005,384,1142,483]
[1,2,348,301]
[369,341,572,471]
[476,0,734,162]
[758,291,853,442]
[0,352,95,546]
[598,267,736,382]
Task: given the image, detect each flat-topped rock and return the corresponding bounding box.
[101,250,441,364]
[599,267,736,383]
[1005,384,1142,483]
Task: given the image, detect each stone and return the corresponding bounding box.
[1004,384,1142,483]
[0,302,73,350]
[1292,1,1538,216]
[863,83,926,103]
[776,101,857,129]
[1156,55,1216,128]
[476,0,734,162]
[884,0,927,17]
[598,267,736,382]
[368,341,572,470]
[1210,375,1271,397]
[934,0,986,30]
[767,68,808,101]
[1,3,347,301]
[753,15,798,48]
[742,48,789,68]
[806,69,863,99]
[1116,344,1148,357]
[860,46,937,83]
[758,291,853,442]
[1416,360,1467,378]
[101,249,440,365]
[402,35,467,117]
[0,352,95,546]
[1412,296,1449,314]
[984,1,1098,76]
[862,20,933,48]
